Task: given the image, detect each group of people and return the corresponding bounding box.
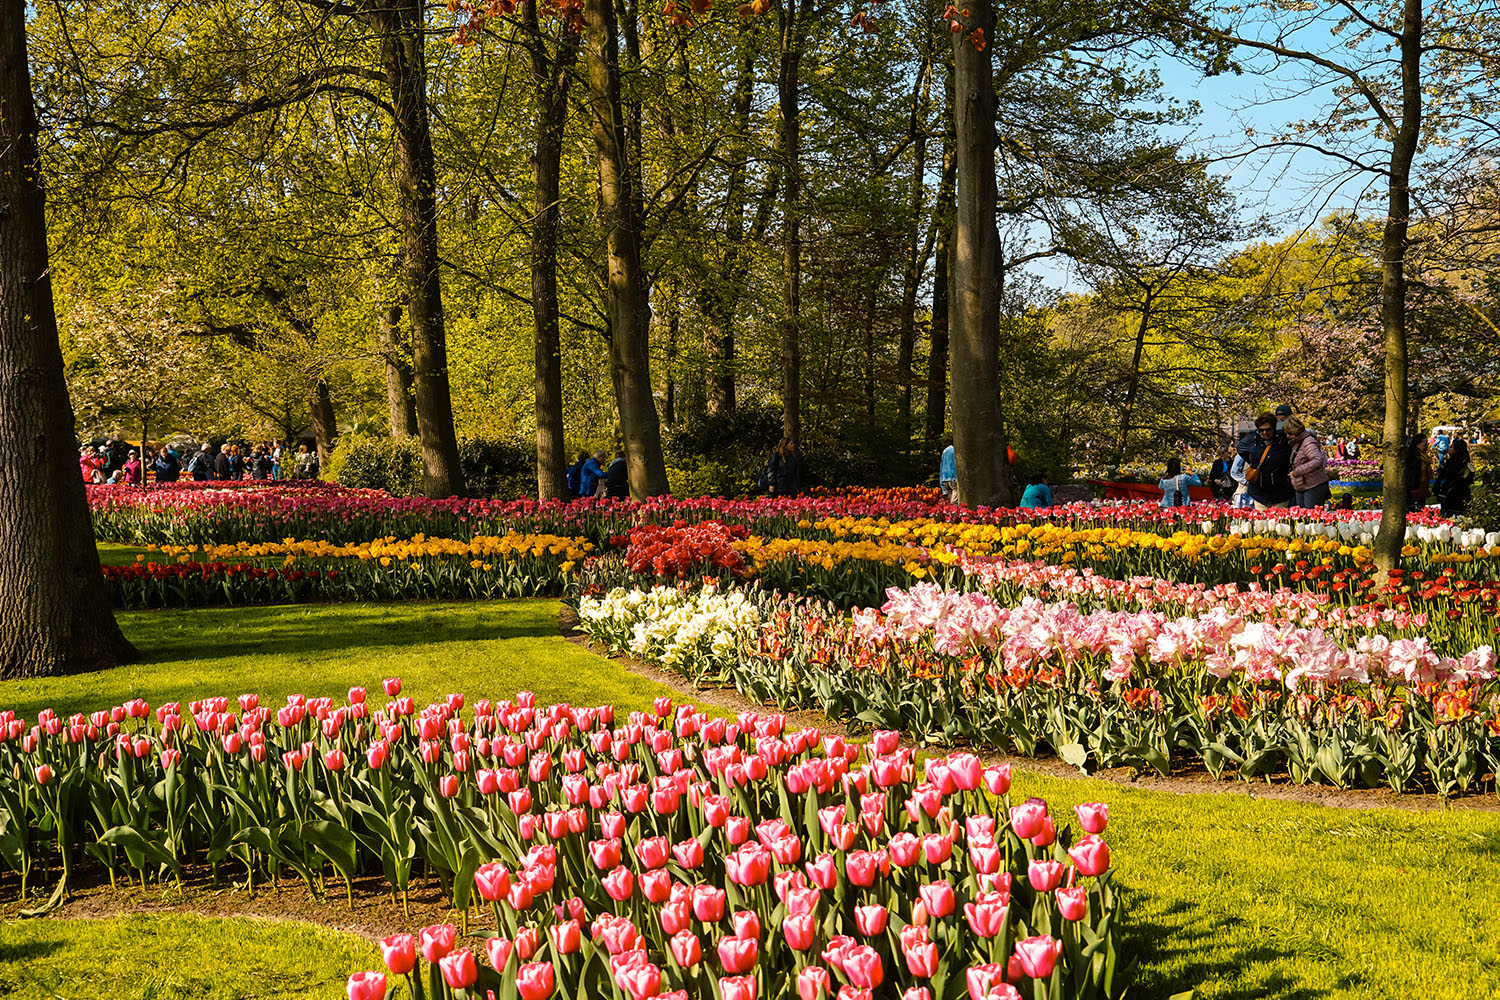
[565,450,630,500]
[79,439,323,486]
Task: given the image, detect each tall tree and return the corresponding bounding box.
[0,0,134,678]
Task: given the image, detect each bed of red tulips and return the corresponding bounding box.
[0,683,1125,1000]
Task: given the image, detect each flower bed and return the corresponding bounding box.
[0,683,1125,1000]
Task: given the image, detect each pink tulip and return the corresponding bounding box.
[439,949,477,989]
[616,961,663,1000]
[1068,835,1110,876]
[784,912,817,951]
[551,919,582,954]
[716,935,758,974]
[887,832,921,868]
[346,971,385,1000]
[670,930,702,967]
[1056,886,1088,921]
[806,853,839,890]
[965,964,1006,1000]
[719,975,757,1000]
[635,835,669,870]
[921,834,953,864]
[366,743,388,770]
[418,923,456,962]
[854,905,888,936]
[672,838,704,869]
[1009,799,1048,840]
[486,936,514,970]
[603,865,635,901]
[323,749,344,772]
[692,885,726,922]
[963,897,1009,938]
[843,945,884,989]
[1074,802,1109,834]
[1028,859,1065,892]
[33,764,53,785]
[661,899,691,935]
[380,933,416,974]
[641,869,673,903]
[515,926,540,961]
[1013,935,1063,979]
[983,764,1011,796]
[903,937,939,978]
[903,989,934,1000]
[475,863,512,902]
[382,677,401,696]
[517,961,555,1000]
[918,881,955,919]
[590,838,622,870]
[799,966,832,1000]
[1030,815,1056,847]
[731,910,761,941]
[947,753,983,791]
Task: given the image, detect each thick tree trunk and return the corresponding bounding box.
[526,5,578,501]
[583,0,669,497]
[378,302,418,438]
[0,2,135,677]
[777,0,813,446]
[925,79,955,452]
[896,56,932,453]
[374,0,464,497]
[950,6,1012,507]
[308,377,339,471]
[703,34,756,416]
[1373,0,1423,573]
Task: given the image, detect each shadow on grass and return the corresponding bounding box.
[1125,894,1353,1000]
[128,602,559,665]
[0,937,64,962]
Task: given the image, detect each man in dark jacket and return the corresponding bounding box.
[187,445,214,481]
[1237,411,1294,508]
[153,447,182,483]
[213,447,232,480]
[605,451,629,499]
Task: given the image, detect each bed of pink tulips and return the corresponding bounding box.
[0,681,1126,1000]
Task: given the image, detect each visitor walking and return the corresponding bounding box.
[566,451,587,496]
[939,444,957,500]
[1020,472,1053,508]
[1434,438,1474,516]
[186,444,213,481]
[152,445,181,483]
[579,450,606,498]
[1158,457,1200,507]
[1433,428,1451,469]
[1237,412,1293,509]
[121,449,142,485]
[765,438,801,497]
[294,443,316,479]
[271,441,284,480]
[1208,448,1235,500]
[1405,436,1432,507]
[213,445,231,480]
[605,451,629,499]
[1286,416,1331,509]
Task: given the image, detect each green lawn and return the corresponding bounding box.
[1,601,1498,999]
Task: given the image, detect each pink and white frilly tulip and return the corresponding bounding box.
[842,945,885,989]
[1056,885,1088,921]
[854,905,888,937]
[918,881,955,919]
[439,948,478,989]
[963,893,1009,937]
[486,936,514,971]
[692,885,726,922]
[784,912,817,951]
[1008,798,1048,840]
[514,926,541,961]
[731,910,761,941]
[474,862,512,902]
[379,933,416,975]
[672,837,704,869]
[1012,935,1063,979]
[345,971,386,1000]
[662,929,698,969]
[983,764,1012,796]
[418,923,456,962]
[381,677,401,696]
[1068,835,1111,876]
[714,975,754,1000]
[640,869,673,904]
[1074,802,1109,834]
[516,961,554,1000]
[1028,859,1065,892]
[717,934,758,974]
[799,966,832,1000]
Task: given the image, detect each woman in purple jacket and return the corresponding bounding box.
[1285,416,1331,509]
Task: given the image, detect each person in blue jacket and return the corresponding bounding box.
[1158,456,1201,507]
[578,450,606,498]
[1020,473,1052,508]
[565,451,587,496]
[939,444,957,499]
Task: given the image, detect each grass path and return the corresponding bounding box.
[1,601,1497,999]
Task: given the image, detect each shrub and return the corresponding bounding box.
[330,435,534,499]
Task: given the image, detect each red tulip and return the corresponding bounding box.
[1068,835,1110,876]
[918,881,954,919]
[731,910,761,941]
[842,945,884,988]
[798,966,832,1000]
[603,865,635,901]
[517,961,555,1000]
[380,933,416,975]
[1056,885,1088,921]
[854,905,887,936]
[669,930,702,967]
[346,971,386,1000]
[783,912,817,951]
[439,948,477,989]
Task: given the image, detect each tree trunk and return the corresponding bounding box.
[778,0,813,446]
[1113,292,1153,465]
[896,56,932,453]
[662,281,680,427]
[0,0,135,678]
[949,5,1012,507]
[1373,0,1423,573]
[378,302,418,438]
[583,0,669,497]
[526,4,578,501]
[925,77,955,452]
[703,33,756,416]
[373,0,464,497]
[307,377,339,471]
